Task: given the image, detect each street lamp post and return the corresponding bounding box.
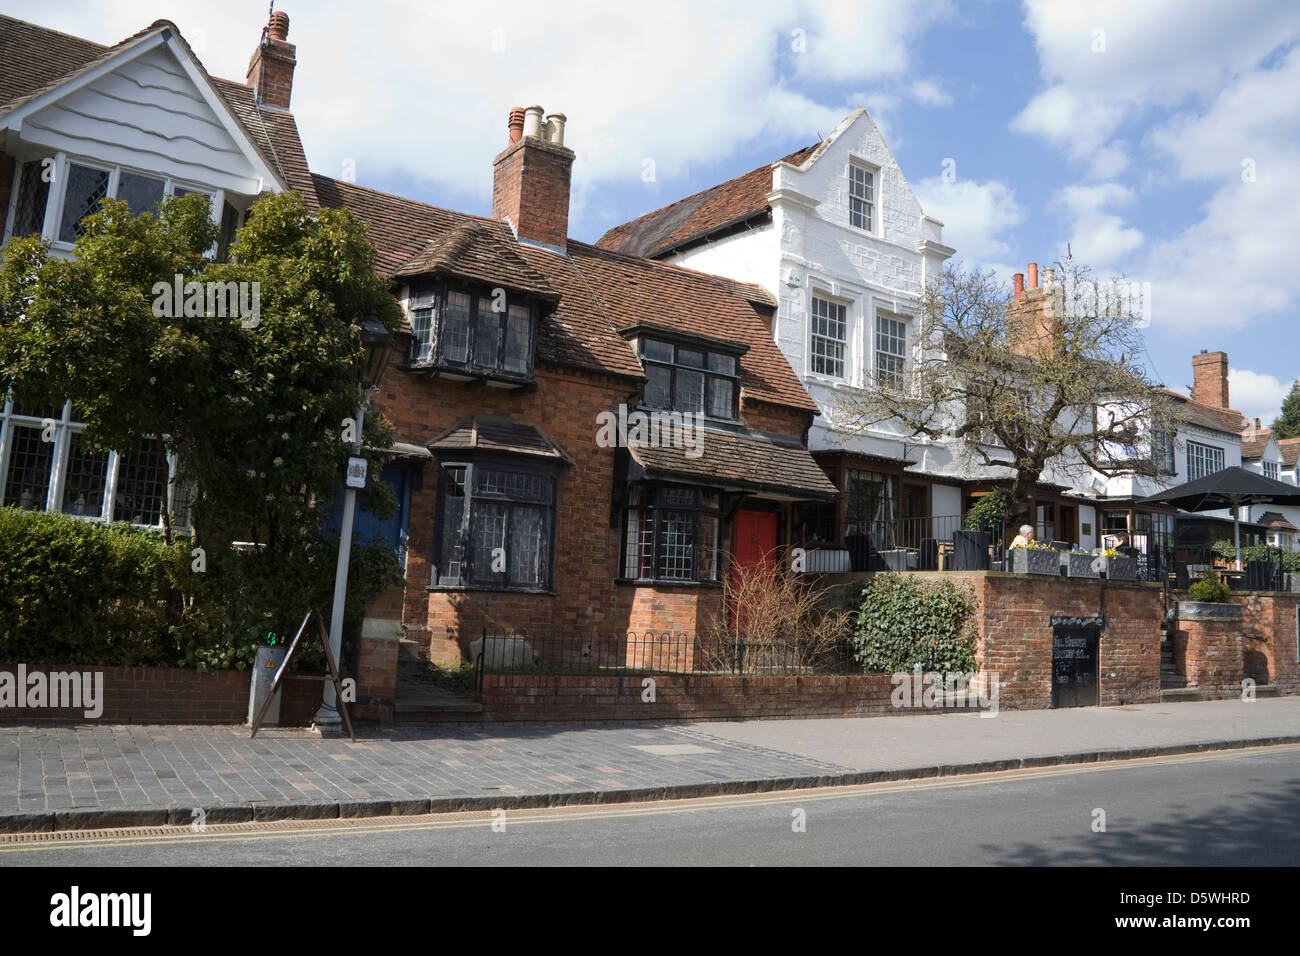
[314,315,396,727]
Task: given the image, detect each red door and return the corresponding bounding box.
[731,510,779,631]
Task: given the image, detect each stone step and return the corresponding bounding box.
[1160,687,1200,702]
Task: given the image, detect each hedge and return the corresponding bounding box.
[0,507,402,670]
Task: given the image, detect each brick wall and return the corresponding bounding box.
[1172,617,1244,698]
[1234,590,1298,693]
[471,672,978,722]
[0,664,320,725]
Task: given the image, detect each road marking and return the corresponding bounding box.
[3,742,1297,855]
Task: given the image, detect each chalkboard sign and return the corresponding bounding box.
[1052,621,1099,708]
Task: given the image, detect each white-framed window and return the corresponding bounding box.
[874,312,907,389]
[4,154,214,246]
[1186,441,1225,481]
[0,394,186,530]
[1264,460,1279,480]
[849,162,875,232]
[810,295,848,379]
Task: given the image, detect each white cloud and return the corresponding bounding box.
[1,0,955,237]
[914,177,1025,270]
[1011,85,1123,156]
[1230,369,1292,424]
[1051,182,1143,268]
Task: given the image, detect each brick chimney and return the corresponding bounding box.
[246,9,296,109]
[492,105,574,252]
[1191,349,1230,409]
[1006,261,1061,359]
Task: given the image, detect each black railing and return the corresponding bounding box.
[473,628,857,686]
[805,516,1007,573]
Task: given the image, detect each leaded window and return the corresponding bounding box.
[434,460,556,589]
[622,484,722,583]
[637,337,739,420]
[407,283,538,383]
[10,161,50,238]
[58,163,110,243]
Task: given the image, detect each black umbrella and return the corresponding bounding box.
[1138,466,1300,569]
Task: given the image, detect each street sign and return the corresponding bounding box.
[345,456,368,489]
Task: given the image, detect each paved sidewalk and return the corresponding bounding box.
[1,696,1297,831]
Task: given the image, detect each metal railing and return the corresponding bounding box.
[473,628,857,689]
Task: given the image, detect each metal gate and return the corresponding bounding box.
[1051,616,1102,708]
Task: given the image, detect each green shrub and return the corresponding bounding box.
[0,507,403,670]
[851,573,978,673]
[964,488,1013,533]
[1211,539,1300,572]
[1187,571,1232,603]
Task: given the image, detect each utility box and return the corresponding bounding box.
[248,645,289,726]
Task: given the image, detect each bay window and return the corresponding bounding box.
[407,282,538,383]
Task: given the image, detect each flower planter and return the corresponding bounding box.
[1010,548,1060,575]
[1061,552,1099,578]
[1093,555,1138,580]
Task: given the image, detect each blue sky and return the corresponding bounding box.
[7,0,1298,421]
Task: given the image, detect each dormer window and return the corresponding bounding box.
[636,335,741,421]
[407,281,538,384]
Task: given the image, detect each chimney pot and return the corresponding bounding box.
[1013,273,1024,300]
[1027,262,1038,289]
[508,107,525,145]
[522,105,545,139]
[268,10,290,41]
[545,112,567,146]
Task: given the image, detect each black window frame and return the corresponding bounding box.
[637,336,741,421]
[620,483,723,585]
[407,280,539,384]
[8,159,51,239]
[431,456,558,592]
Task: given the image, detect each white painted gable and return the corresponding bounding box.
[6,32,278,198]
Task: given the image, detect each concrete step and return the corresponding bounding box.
[1160,687,1200,702]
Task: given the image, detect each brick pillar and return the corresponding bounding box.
[1174,610,1244,698]
[354,586,403,721]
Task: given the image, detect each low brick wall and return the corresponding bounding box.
[0,664,321,725]
[467,673,985,723]
[1172,618,1243,699]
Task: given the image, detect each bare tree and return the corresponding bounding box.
[835,255,1183,515]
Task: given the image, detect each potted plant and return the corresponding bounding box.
[1092,547,1138,580]
[1061,546,1100,578]
[1009,540,1060,575]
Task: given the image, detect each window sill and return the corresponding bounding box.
[613,577,722,589]
[427,584,556,596]
[402,361,534,388]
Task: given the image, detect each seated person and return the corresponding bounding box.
[1009,524,1035,549]
[1111,532,1140,558]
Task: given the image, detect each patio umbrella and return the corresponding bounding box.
[1138,466,1300,569]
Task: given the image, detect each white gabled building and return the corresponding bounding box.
[1240,423,1300,551]
[599,108,982,555]
[0,10,317,529]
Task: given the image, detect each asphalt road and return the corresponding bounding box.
[3,746,1298,866]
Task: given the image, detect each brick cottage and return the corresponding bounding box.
[322,107,838,714]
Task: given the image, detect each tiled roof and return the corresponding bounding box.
[429,416,572,463]
[1163,389,1247,436]
[1240,434,1270,460]
[595,143,820,258]
[1279,437,1300,469]
[310,175,817,412]
[0,15,317,210]
[628,427,836,499]
[395,220,559,301]
[1254,511,1298,531]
